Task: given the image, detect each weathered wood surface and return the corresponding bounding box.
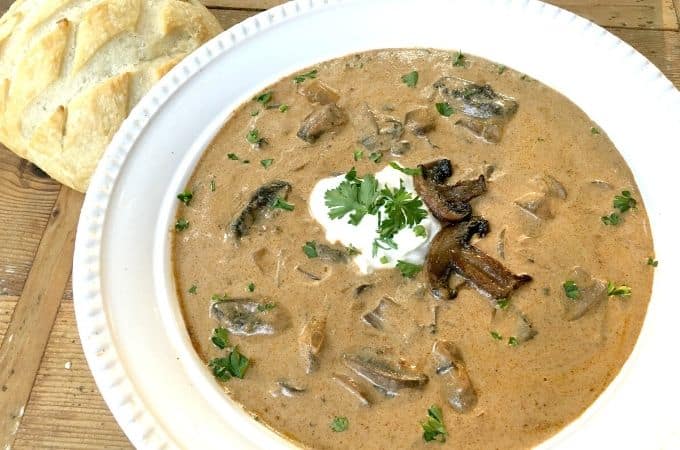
[0,1,677,448]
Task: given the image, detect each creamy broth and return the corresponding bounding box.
[173,49,654,449]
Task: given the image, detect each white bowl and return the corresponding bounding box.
[73,0,680,448]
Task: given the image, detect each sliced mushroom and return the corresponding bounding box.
[538,174,567,200]
[210,299,289,336]
[433,76,517,143]
[343,349,428,397]
[426,217,532,299]
[562,267,608,321]
[431,341,477,413]
[405,107,436,136]
[270,380,306,398]
[296,265,323,281]
[414,159,487,223]
[229,181,292,239]
[332,373,371,406]
[353,103,406,152]
[299,316,326,374]
[297,103,347,143]
[353,283,374,298]
[490,308,537,344]
[316,244,348,263]
[297,80,340,105]
[362,296,399,331]
[514,191,553,220]
[390,140,411,156]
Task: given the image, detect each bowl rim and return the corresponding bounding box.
[73,0,680,449]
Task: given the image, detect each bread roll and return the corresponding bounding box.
[0,0,222,191]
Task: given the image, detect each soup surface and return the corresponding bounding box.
[173,49,654,449]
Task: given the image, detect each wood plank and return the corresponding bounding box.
[0,146,61,298]
[608,28,680,87]
[12,301,132,449]
[0,297,17,341]
[210,8,258,29]
[202,0,679,31]
[0,187,83,449]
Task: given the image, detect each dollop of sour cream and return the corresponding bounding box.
[309,165,441,274]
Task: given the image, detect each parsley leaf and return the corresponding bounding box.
[278,104,289,112]
[353,149,364,161]
[346,245,361,256]
[260,158,274,169]
[188,284,197,294]
[380,255,389,264]
[210,178,216,192]
[209,347,250,381]
[613,190,637,213]
[421,405,447,443]
[227,153,239,160]
[563,280,580,299]
[452,50,466,67]
[378,182,428,241]
[246,128,265,145]
[302,241,318,258]
[607,282,632,297]
[247,282,255,292]
[590,127,600,135]
[413,224,426,238]
[508,336,519,347]
[601,213,621,226]
[175,218,189,232]
[368,151,383,163]
[293,69,318,84]
[253,91,272,106]
[211,328,229,349]
[435,102,454,117]
[490,331,503,341]
[256,302,277,312]
[389,161,422,176]
[177,190,193,206]
[272,196,295,211]
[647,257,658,267]
[396,260,422,278]
[325,173,380,225]
[497,64,506,75]
[495,298,509,309]
[330,416,349,432]
[401,70,419,87]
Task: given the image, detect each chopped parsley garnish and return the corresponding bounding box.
[452,50,466,67]
[607,282,632,297]
[209,347,250,381]
[389,161,422,176]
[246,129,264,145]
[302,241,318,258]
[211,293,229,302]
[250,110,259,116]
[508,336,519,347]
[278,104,289,112]
[563,280,580,299]
[353,149,364,161]
[272,196,295,211]
[378,182,428,241]
[177,190,193,206]
[227,153,239,160]
[253,91,272,106]
[401,70,419,87]
[495,298,509,309]
[330,416,349,432]
[188,284,197,294]
[260,158,274,169]
[435,102,454,117]
[175,218,189,232]
[346,245,361,256]
[490,331,503,340]
[211,327,229,349]
[396,260,422,278]
[421,405,447,443]
[293,69,318,83]
[613,190,637,213]
[413,224,426,238]
[210,178,216,192]
[497,64,506,74]
[256,302,277,312]
[380,255,389,264]
[368,151,383,163]
[325,171,380,225]
[647,257,658,267]
[601,213,621,226]
[247,282,255,292]
[590,127,600,134]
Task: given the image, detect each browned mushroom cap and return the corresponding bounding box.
[414,159,487,223]
[297,80,340,105]
[297,103,348,143]
[426,217,532,299]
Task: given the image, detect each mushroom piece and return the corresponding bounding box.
[299,317,326,374]
[332,373,371,406]
[297,80,340,105]
[490,308,537,344]
[270,380,307,398]
[562,266,608,321]
[405,106,436,136]
[343,349,428,397]
[431,341,477,413]
[210,299,290,336]
[362,296,399,331]
[229,181,292,239]
[414,159,487,223]
[426,217,532,299]
[433,76,518,143]
[514,191,552,220]
[316,244,348,263]
[353,283,374,298]
[297,103,348,143]
[353,103,406,152]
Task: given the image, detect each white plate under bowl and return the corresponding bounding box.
[73,0,680,449]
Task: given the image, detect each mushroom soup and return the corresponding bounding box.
[173,49,654,449]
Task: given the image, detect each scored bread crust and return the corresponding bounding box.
[0,0,222,191]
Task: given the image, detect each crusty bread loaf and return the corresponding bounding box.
[0,0,222,191]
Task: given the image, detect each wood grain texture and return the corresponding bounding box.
[203,0,679,30]
[12,301,132,449]
[609,28,680,86]
[0,187,82,449]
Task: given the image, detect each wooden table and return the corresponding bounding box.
[0,0,678,447]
